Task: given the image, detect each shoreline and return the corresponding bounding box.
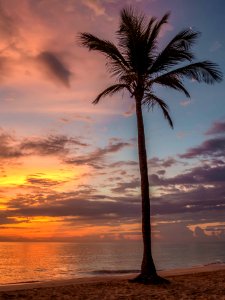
[1,263,225,292]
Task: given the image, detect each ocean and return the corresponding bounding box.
[0,241,225,284]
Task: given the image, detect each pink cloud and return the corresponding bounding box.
[180,100,191,107]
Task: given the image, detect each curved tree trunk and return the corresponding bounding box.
[130,99,169,284]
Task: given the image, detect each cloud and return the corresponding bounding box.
[0,130,22,159]
[0,1,16,41]
[180,100,191,107]
[150,164,225,186]
[176,131,188,139]
[7,191,141,224]
[5,173,225,227]
[0,129,88,161]
[37,51,72,87]
[0,57,14,82]
[0,214,23,226]
[0,1,78,88]
[205,120,225,135]
[151,187,225,216]
[111,178,140,194]
[59,114,94,124]
[82,0,106,16]
[156,170,166,175]
[21,134,87,156]
[149,156,178,168]
[109,160,138,168]
[123,103,135,117]
[66,141,132,167]
[179,136,225,159]
[25,175,63,187]
[156,222,194,242]
[2,150,225,241]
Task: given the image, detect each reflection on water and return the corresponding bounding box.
[0,241,225,284]
[0,242,141,284]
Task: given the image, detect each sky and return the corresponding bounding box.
[0,0,225,243]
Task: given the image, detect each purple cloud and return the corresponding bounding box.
[66,141,132,167]
[0,130,89,163]
[0,131,22,158]
[179,136,225,159]
[111,178,140,194]
[150,164,225,186]
[205,120,225,135]
[21,134,87,156]
[149,156,178,168]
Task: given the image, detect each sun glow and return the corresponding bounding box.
[0,168,75,189]
[0,156,87,190]
[0,175,27,186]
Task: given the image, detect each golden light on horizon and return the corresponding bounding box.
[0,215,142,241]
[188,222,225,237]
[0,156,87,190]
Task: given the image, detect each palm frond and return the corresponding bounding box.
[153,61,223,85]
[93,84,129,104]
[119,73,137,94]
[150,29,200,73]
[142,16,157,41]
[117,6,142,53]
[151,74,190,97]
[117,7,159,75]
[172,29,200,50]
[117,7,148,73]
[147,12,170,53]
[79,33,129,70]
[119,6,144,40]
[143,93,173,128]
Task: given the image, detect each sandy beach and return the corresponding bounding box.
[0,265,225,299]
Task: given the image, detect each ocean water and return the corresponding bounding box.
[0,241,225,284]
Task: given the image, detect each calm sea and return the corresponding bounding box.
[0,241,225,284]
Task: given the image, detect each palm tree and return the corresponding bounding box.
[79,7,222,284]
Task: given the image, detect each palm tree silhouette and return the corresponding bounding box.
[79,7,222,284]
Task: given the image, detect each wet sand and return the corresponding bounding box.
[0,265,225,299]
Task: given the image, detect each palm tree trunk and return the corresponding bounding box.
[135,100,157,277]
[130,99,169,284]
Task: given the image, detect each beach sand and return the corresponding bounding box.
[0,265,225,299]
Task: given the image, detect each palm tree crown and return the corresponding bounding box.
[80,7,222,126]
